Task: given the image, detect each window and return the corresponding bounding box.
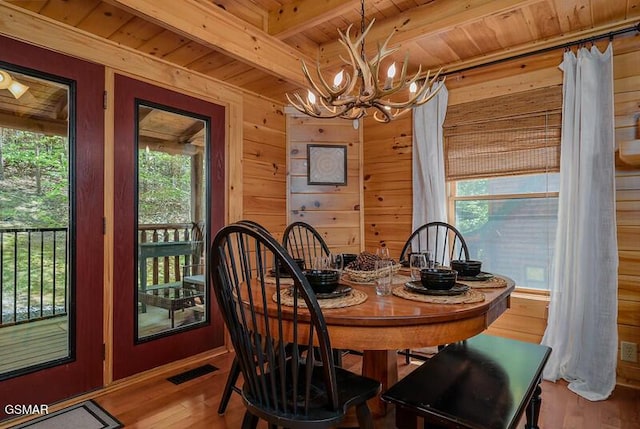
[451,174,559,289]
[444,86,562,290]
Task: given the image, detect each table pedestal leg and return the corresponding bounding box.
[362,349,398,416]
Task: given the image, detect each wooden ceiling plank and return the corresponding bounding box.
[76,2,135,39]
[214,0,269,31]
[108,0,309,86]
[269,0,359,39]
[551,0,591,34]
[318,0,541,68]
[0,2,243,105]
[40,0,102,27]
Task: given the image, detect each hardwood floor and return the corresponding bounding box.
[4,350,639,428]
[95,351,639,429]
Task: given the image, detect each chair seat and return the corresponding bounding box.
[243,362,380,428]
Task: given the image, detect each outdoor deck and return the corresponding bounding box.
[0,305,201,376]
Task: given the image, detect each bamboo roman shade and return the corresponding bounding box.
[443,86,562,180]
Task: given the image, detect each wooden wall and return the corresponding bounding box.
[363,33,640,388]
[242,97,287,240]
[614,35,640,387]
[286,113,362,254]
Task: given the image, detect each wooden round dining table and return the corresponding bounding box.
[257,272,515,417]
[313,273,514,416]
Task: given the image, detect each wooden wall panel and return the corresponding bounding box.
[363,34,640,388]
[363,115,413,257]
[242,96,287,239]
[286,112,363,254]
[614,36,640,388]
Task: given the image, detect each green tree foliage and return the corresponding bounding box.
[455,179,489,234]
[138,150,191,224]
[0,129,69,228]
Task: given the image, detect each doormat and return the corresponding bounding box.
[167,363,218,385]
[10,400,122,429]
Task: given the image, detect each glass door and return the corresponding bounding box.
[112,75,225,380]
[0,36,104,419]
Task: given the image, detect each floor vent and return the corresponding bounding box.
[167,364,218,385]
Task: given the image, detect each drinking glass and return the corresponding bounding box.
[422,250,435,269]
[375,259,393,296]
[328,253,343,274]
[409,253,427,281]
[312,255,329,271]
[376,247,391,260]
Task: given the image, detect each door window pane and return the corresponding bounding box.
[136,102,208,341]
[1,68,71,376]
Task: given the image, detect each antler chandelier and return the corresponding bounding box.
[286,0,444,123]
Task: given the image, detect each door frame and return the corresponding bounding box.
[0,36,105,414]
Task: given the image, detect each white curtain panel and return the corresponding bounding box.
[412,84,448,249]
[541,43,618,401]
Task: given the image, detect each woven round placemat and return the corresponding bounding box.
[274,287,368,309]
[260,275,295,286]
[392,285,485,304]
[457,276,508,289]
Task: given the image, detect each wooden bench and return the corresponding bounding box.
[382,334,551,429]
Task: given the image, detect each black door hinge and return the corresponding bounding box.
[103,91,107,110]
[103,217,106,235]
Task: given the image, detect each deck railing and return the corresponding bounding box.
[0,227,68,326]
[0,223,204,327]
[138,222,204,287]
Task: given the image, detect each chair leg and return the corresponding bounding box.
[241,411,259,429]
[333,349,343,367]
[405,348,410,364]
[218,357,241,415]
[355,403,374,429]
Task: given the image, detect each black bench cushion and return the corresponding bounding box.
[382,334,551,429]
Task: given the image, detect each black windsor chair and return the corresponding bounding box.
[282,222,349,365]
[399,221,470,267]
[282,221,331,269]
[217,220,271,416]
[210,222,381,428]
[399,221,471,363]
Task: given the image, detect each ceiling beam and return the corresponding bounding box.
[108,0,311,87]
[269,0,358,39]
[0,110,67,136]
[318,0,540,69]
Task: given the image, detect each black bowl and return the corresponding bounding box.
[451,260,482,277]
[304,269,340,294]
[420,268,458,290]
[277,258,306,272]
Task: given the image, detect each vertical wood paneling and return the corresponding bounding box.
[286,113,362,254]
[363,34,640,388]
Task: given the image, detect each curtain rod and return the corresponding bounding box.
[441,22,640,78]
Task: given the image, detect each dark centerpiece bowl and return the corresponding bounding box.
[420,268,458,290]
[304,269,340,294]
[450,260,482,277]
